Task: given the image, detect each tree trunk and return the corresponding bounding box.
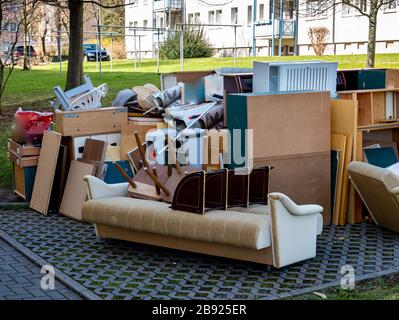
[66,0,84,90]
[23,0,30,70]
[41,36,46,59]
[367,10,378,68]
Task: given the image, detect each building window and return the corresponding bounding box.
[160,17,164,28]
[342,2,352,16]
[208,11,215,24]
[188,13,194,23]
[259,4,264,21]
[231,7,238,24]
[354,0,368,13]
[384,0,397,11]
[195,13,201,23]
[143,20,148,28]
[216,10,222,24]
[247,5,253,26]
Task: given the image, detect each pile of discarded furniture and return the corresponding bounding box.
[8,62,399,268]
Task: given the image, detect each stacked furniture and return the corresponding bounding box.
[334,69,399,224]
[7,139,41,202]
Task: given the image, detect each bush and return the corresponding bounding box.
[308,27,330,56]
[160,27,214,59]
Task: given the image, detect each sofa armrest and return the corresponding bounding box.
[268,193,323,268]
[84,175,128,200]
[268,193,323,216]
[390,186,399,195]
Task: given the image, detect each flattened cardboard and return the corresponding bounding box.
[59,160,95,221]
[30,131,62,215]
[254,152,331,223]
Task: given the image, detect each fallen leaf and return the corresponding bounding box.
[312,292,327,299]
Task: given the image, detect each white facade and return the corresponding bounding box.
[298,1,399,55]
[125,0,296,58]
[125,0,399,58]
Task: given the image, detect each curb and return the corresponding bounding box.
[0,203,30,210]
[0,229,102,301]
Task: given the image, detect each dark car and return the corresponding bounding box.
[13,45,37,59]
[83,44,110,62]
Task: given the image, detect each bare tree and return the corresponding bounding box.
[0,1,22,113]
[302,0,396,67]
[21,0,41,70]
[308,26,330,56]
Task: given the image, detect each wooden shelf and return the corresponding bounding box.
[358,122,399,132]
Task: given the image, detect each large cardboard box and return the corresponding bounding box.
[226,91,331,222]
[54,107,127,137]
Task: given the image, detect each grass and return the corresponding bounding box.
[0,53,399,299]
[292,274,399,300]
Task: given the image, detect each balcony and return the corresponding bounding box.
[256,19,295,39]
[153,0,182,12]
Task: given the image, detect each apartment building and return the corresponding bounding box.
[125,0,399,58]
[298,0,399,55]
[125,0,297,58]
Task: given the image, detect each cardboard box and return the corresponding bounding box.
[54,107,127,137]
[226,91,331,221]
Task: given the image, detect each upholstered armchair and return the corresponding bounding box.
[348,161,399,233]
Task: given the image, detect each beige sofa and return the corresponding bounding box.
[348,161,399,233]
[81,176,324,268]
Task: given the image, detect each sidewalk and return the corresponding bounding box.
[0,238,81,300]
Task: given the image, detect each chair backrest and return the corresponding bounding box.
[52,75,106,111]
[348,161,399,232]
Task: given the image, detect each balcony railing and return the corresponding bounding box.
[154,0,182,11]
[256,19,295,38]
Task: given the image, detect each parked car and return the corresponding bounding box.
[83,44,110,62]
[13,45,37,59]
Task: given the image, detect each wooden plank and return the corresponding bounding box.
[386,69,399,89]
[82,139,108,162]
[59,160,95,221]
[372,91,386,124]
[331,133,347,225]
[105,146,121,161]
[13,164,26,199]
[30,131,62,215]
[357,92,373,126]
[339,134,353,225]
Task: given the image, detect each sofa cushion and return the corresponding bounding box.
[82,197,271,250]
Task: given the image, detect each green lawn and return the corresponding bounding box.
[3,53,399,110]
[0,54,399,299]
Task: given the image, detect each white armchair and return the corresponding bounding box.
[268,193,323,268]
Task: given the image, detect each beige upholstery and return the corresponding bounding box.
[348,161,399,233]
[229,205,323,236]
[82,175,324,267]
[82,197,271,250]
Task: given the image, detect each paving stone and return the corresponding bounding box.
[0,237,82,300]
[1,209,399,300]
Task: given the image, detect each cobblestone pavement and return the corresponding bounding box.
[1,209,399,300]
[0,238,82,300]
